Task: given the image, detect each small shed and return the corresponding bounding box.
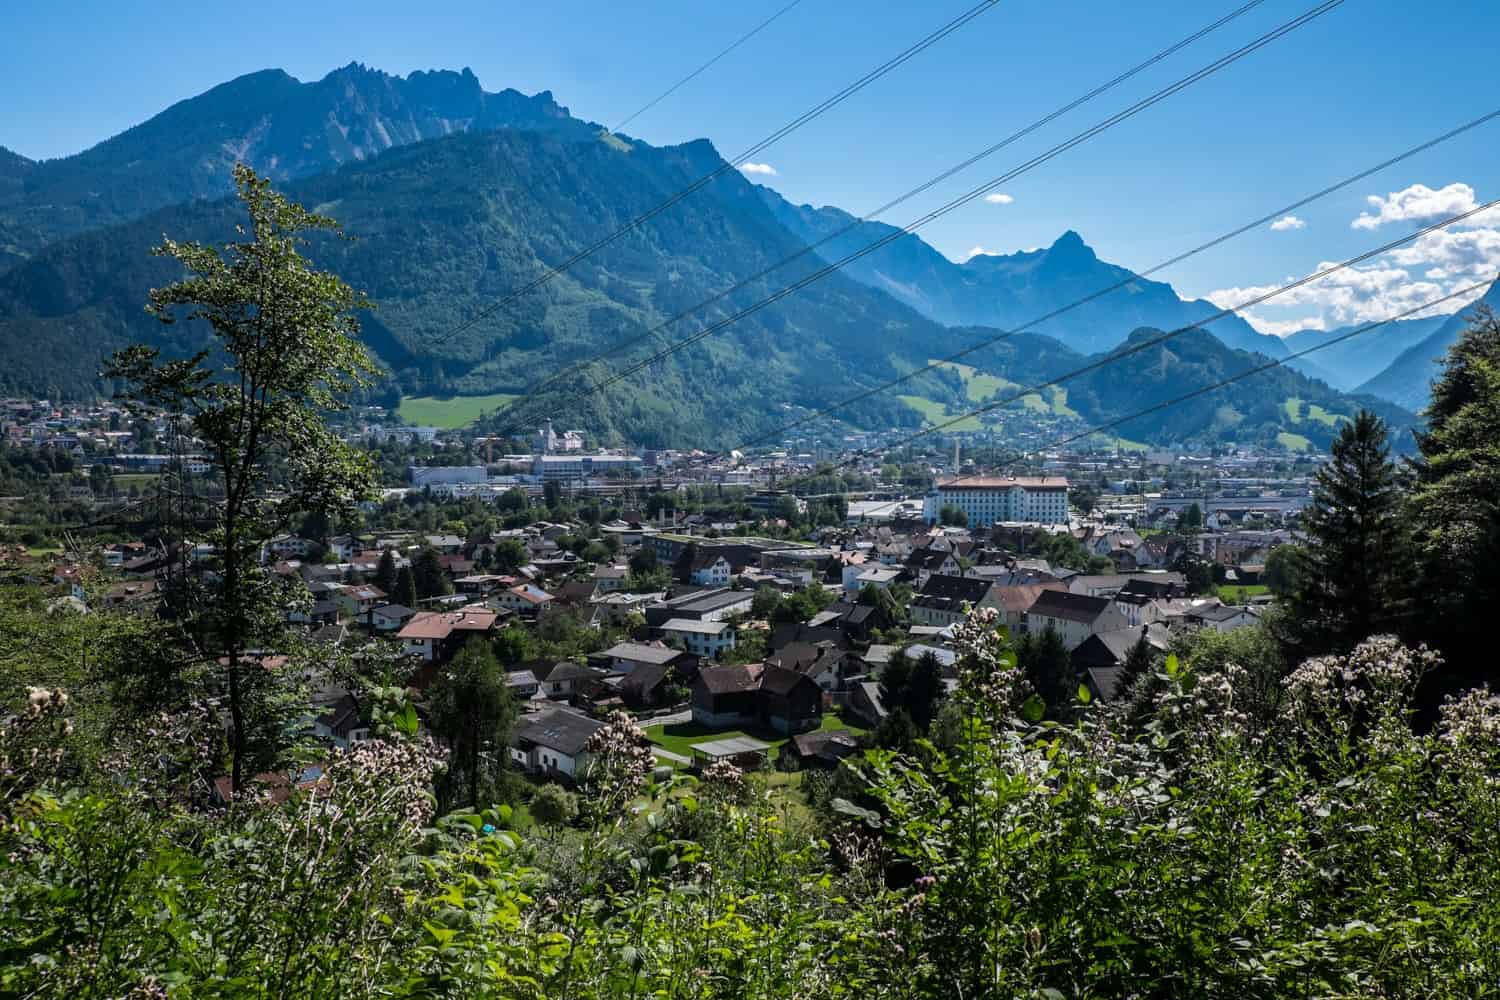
[689,735,772,770]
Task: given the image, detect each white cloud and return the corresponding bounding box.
[1205,182,1500,335]
[1270,215,1306,231]
[1352,182,1479,230]
[1239,313,1322,337]
[966,246,997,260]
[983,192,1014,205]
[737,161,777,176]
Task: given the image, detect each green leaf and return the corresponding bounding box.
[1165,653,1180,678]
[1077,684,1092,704]
[1021,695,1046,723]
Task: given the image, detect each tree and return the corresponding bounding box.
[373,548,398,596]
[531,783,578,831]
[412,547,451,600]
[1280,411,1404,658]
[492,538,528,573]
[104,166,378,792]
[873,707,918,752]
[395,565,418,609]
[427,638,517,810]
[1407,306,1500,691]
[1178,502,1204,533]
[492,626,533,665]
[771,494,802,525]
[1018,625,1078,720]
[938,504,968,528]
[751,586,783,619]
[1262,544,1301,596]
[542,478,564,510]
[628,547,659,578]
[1117,630,1158,695]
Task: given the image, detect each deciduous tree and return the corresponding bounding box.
[105,166,378,792]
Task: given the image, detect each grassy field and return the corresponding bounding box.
[1284,397,1348,429]
[112,473,161,488]
[1089,434,1149,452]
[898,394,985,432]
[645,712,868,761]
[397,392,518,429]
[1218,584,1270,603]
[930,359,1075,416]
[1277,431,1313,452]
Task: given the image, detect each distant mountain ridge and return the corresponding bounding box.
[1281,315,1449,392]
[0,63,1417,450]
[758,189,1288,359]
[1356,278,1500,412]
[0,63,600,264]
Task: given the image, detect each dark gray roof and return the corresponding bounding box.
[1029,589,1112,623]
[906,548,956,570]
[543,661,607,684]
[513,709,604,756]
[913,574,991,609]
[698,664,760,695]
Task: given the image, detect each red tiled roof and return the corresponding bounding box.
[936,476,1069,490]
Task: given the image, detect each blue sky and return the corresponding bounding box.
[3,0,1498,334]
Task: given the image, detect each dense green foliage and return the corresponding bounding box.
[4,598,1498,998]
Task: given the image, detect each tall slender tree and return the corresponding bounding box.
[395,565,419,610]
[373,548,398,596]
[106,166,377,792]
[1407,305,1500,689]
[427,638,517,810]
[1280,410,1404,658]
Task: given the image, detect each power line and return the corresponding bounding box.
[491,0,1343,434]
[433,0,1003,347]
[863,198,1497,449]
[724,107,1500,452]
[610,0,806,135]
[493,0,1271,419]
[841,276,1493,520]
[758,199,1498,501]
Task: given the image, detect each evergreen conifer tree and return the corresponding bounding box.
[1281,410,1403,658]
[373,548,398,596]
[1407,305,1500,689]
[395,565,418,609]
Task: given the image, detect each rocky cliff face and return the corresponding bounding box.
[0,64,600,261]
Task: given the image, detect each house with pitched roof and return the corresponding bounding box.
[396,607,499,662]
[509,708,604,779]
[909,574,996,627]
[1025,589,1129,650]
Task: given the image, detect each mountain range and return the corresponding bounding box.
[760,193,1287,359]
[0,63,1431,449]
[1355,280,1500,411]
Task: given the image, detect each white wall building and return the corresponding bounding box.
[533,454,643,481]
[409,465,488,488]
[924,476,1070,527]
[660,618,737,659]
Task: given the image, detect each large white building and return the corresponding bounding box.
[533,454,643,481]
[924,476,1070,527]
[409,465,488,488]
